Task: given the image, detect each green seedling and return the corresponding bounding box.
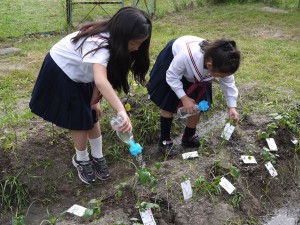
[113,181,128,199]
[271,110,299,133]
[257,122,278,140]
[84,198,103,220]
[229,165,241,180]
[136,168,158,189]
[136,201,160,212]
[225,118,237,127]
[261,149,277,164]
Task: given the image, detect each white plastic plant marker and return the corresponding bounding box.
[241,155,257,164]
[265,162,278,177]
[266,138,278,151]
[139,208,156,225]
[182,151,199,159]
[67,204,87,217]
[291,139,299,145]
[219,177,236,194]
[221,123,235,140]
[181,180,193,200]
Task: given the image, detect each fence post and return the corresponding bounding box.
[66,0,72,25]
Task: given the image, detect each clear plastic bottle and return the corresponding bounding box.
[177,100,209,119]
[110,115,145,168]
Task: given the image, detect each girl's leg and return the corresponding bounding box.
[160,109,173,143]
[88,122,103,158]
[158,109,179,156]
[88,122,110,180]
[71,130,96,184]
[71,130,89,160]
[182,113,201,147]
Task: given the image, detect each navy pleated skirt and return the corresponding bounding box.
[146,40,212,113]
[29,53,95,130]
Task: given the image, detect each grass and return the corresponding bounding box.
[0,0,299,223]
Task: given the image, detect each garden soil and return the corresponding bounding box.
[1,94,300,225]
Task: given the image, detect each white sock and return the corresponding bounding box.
[75,148,89,161]
[89,136,103,159]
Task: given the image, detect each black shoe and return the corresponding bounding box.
[158,140,179,157]
[182,134,200,148]
[72,155,96,184]
[92,157,110,180]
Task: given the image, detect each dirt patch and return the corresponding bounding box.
[260,7,288,13]
[1,103,300,224]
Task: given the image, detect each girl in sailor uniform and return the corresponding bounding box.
[29,7,152,184]
[147,36,240,156]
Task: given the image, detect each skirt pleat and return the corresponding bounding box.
[29,53,94,130]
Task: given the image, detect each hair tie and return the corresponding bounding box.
[221,42,233,51]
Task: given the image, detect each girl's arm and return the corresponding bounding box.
[93,63,132,133]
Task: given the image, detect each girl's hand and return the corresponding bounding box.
[228,107,239,124]
[117,111,132,133]
[91,103,102,120]
[181,95,197,114]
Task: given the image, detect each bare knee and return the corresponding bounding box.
[160,109,173,118]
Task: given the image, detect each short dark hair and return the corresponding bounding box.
[200,38,241,74]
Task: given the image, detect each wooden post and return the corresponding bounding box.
[66,0,72,25]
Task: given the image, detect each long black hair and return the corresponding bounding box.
[200,38,241,74]
[72,7,152,93]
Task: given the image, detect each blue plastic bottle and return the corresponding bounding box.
[177,100,209,118]
[110,116,145,168]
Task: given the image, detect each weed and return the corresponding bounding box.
[39,208,65,225]
[12,210,25,225]
[0,176,29,211]
[193,175,221,199]
[230,191,243,208]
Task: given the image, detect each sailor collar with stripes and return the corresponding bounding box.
[185,40,213,82]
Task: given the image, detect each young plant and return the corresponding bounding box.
[136,201,160,212]
[135,167,158,190]
[228,164,241,180]
[84,198,103,220]
[257,122,278,140]
[261,149,277,164]
[113,181,128,199]
[271,109,299,133]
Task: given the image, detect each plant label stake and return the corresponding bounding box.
[221,123,235,140]
[219,177,236,194]
[266,138,278,151]
[265,162,278,177]
[182,151,199,159]
[291,139,299,145]
[139,208,156,225]
[241,155,257,164]
[67,204,87,217]
[181,179,193,200]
